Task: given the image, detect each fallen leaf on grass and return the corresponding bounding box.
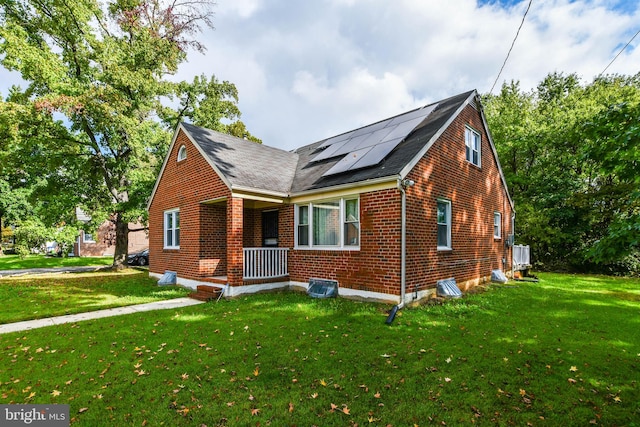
[51,390,61,397]
[570,366,578,372]
[568,378,577,384]
[289,402,294,413]
[251,408,260,416]
[320,379,327,386]
[78,408,88,414]
[342,406,350,415]
[253,367,260,377]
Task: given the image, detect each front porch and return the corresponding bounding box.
[202,247,290,284]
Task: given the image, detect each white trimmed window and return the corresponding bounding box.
[83,232,95,243]
[465,127,481,167]
[295,197,359,249]
[177,145,187,161]
[164,209,180,249]
[494,212,502,239]
[437,199,451,250]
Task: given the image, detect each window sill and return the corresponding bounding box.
[163,247,180,251]
[294,246,360,251]
[437,247,452,252]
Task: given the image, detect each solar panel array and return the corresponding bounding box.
[312,103,438,177]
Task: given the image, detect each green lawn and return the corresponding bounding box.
[0,254,114,270]
[0,270,190,323]
[0,273,638,426]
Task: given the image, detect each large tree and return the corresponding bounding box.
[0,0,257,267]
[483,73,640,274]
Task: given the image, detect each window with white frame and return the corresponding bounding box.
[494,212,502,239]
[177,145,187,161]
[164,209,180,249]
[437,199,451,250]
[83,232,95,243]
[295,197,359,249]
[465,127,481,167]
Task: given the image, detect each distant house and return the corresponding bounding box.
[73,208,148,257]
[147,90,515,304]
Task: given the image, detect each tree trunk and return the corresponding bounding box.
[112,214,129,269]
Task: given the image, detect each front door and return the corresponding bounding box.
[262,210,278,247]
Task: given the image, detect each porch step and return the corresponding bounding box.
[188,285,223,302]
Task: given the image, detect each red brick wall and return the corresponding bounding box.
[404,104,513,292]
[287,103,513,296]
[288,188,403,296]
[148,129,231,279]
[74,221,148,257]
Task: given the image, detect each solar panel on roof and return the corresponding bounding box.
[313,102,439,173]
[321,146,372,176]
[318,130,355,149]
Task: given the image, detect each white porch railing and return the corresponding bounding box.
[243,248,289,280]
[513,244,531,269]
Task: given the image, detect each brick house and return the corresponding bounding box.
[147,90,515,304]
[73,208,148,257]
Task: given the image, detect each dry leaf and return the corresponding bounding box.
[251,408,260,416]
[570,366,578,372]
[51,390,61,397]
[181,373,189,380]
[342,406,350,415]
[288,402,294,413]
[78,408,88,413]
[253,367,260,377]
[320,379,327,386]
[374,392,381,398]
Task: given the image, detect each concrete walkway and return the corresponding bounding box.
[0,298,204,335]
[0,265,108,277]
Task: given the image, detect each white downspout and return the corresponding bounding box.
[386,177,415,324]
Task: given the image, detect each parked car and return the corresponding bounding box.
[127,249,149,266]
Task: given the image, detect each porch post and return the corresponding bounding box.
[226,196,244,286]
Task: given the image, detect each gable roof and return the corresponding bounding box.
[148,89,513,209]
[290,90,475,193]
[179,122,299,196]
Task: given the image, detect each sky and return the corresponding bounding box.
[1,0,639,151]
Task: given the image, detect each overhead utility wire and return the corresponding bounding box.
[597,28,640,78]
[489,0,533,94]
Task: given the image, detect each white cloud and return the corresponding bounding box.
[2,0,639,150]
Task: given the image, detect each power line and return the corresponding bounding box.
[489,0,533,94]
[597,28,640,78]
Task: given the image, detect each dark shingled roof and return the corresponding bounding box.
[180,90,475,196]
[290,90,474,193]
[181,122,299,195]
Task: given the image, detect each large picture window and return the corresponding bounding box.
[465,127,481,167]
[295,197,359,249]
[164,209,180,249]
[437,199,451,250]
